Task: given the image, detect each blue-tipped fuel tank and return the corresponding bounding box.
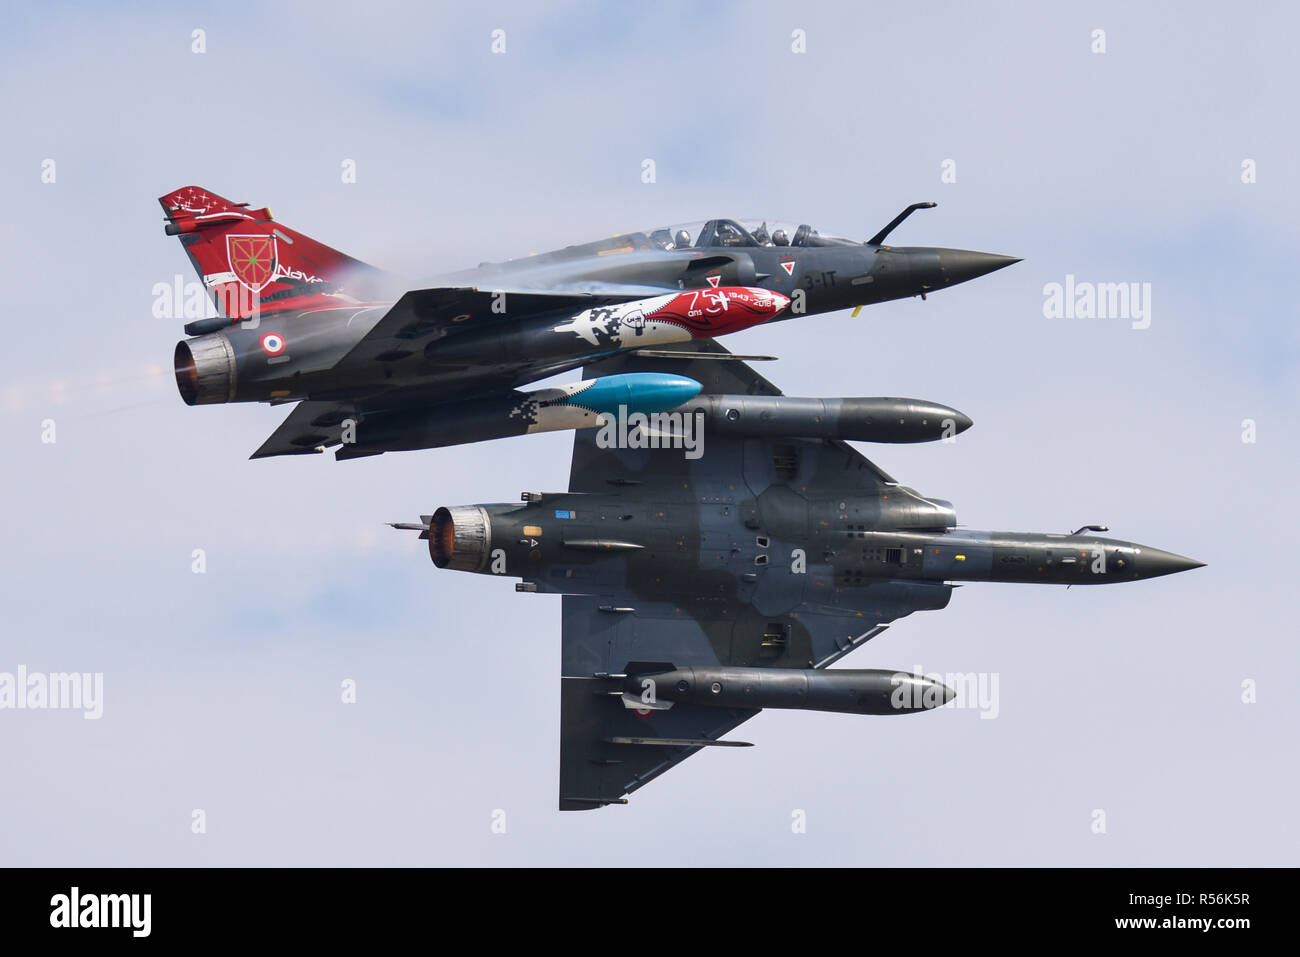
[557,373,700,415]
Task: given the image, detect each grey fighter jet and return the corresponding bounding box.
[394,343,1203,810]
[159,188,1017,460]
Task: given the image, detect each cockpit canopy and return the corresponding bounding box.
[640,218,861,250]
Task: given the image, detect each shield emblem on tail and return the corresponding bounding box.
[226,234,278,292]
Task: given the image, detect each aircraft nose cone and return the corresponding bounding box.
[1138,548,1206,580]
[936,249,1022,286]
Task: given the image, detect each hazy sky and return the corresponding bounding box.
[1,1,1295,865]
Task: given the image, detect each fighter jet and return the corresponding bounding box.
[393,342,1203,810]
[158,187,1018,460]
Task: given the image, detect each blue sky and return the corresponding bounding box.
[0,1,1295,865]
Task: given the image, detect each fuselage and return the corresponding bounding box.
[428,491,1201,601]
[450,236,1016,319]
[175,226,1018,409]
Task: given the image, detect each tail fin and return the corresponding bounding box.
[158,185,387,329]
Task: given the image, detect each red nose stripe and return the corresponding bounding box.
[647,287,790,337]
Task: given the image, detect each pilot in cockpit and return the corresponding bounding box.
[714,221,747,247]
[771,228,789,246]
[673,229,692,249]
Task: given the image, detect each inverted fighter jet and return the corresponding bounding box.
[394,342,1202,810]
[158,187,1018,460]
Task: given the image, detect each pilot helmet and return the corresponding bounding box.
[673,229,691,248]
[771,228,789,246]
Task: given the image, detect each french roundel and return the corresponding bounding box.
[260,332,286,356]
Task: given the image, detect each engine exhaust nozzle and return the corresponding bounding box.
[174,335,236,405]
[429,506,493,571]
